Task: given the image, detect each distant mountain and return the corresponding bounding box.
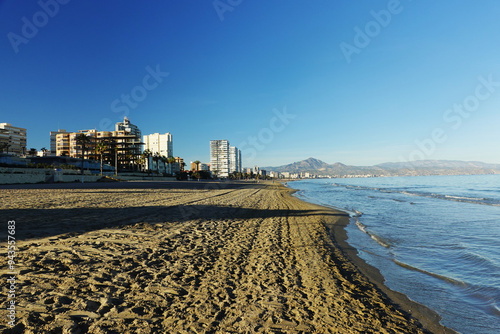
[376,160,500,170]
[271,157,330,172]
[262,158,500,177]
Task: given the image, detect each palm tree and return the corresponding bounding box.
[40,147,48,156]
[124,152,134,171]
[76,133,90,175]
[167,157,176,175]
[28,148,37,157]
[158,153,167,174]
[106,138,118,176]
[193,160,201,171]
[0,142,10,154]
[96,142,107,176]
[153,152,161,174]
[136,157,145,172]
[141,149,152,173]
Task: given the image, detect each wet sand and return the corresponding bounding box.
[0,181,454,333]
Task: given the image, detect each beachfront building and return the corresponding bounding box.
[143,133,173,158]
[210,140,242,178]
[116,116,141,138]
[50,129,67,156]
[0,127,10,154]
[36,149,50,157]
[0,123,27,156]
[190,161,209,171]
[269,171,281,178]
[54,118,143,172]
[210,140,231,178]
[48,129,66,156]
[55,132,71,156]
[229,146,242,173]
[143,132,174,173]
[175,157,184,171]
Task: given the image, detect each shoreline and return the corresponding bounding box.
[323,213,455,334]
[1,180,456,332]
[285,182,456,334]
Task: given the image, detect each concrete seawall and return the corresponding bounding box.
[0,168,101,184]
[0,168,179,184]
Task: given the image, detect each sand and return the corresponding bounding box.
[0,181,455,333]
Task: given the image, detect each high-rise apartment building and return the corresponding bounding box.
[0,123,27,156]
[55,132,71,156]
[50,129,67,156]
[0,127,10,153]
[210,140,242,178]
[210,140,230,177]
[115,116,141,138]
[54,118,143,172]
[229,146,242,173]
[143,133,173,157]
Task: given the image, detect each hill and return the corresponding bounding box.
[262,158,500,177]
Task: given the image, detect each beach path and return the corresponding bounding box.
[1,181,441,333]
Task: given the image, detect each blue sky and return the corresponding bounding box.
[1,0,499,167]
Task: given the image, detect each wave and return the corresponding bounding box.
[394,261,500,317]
[393,260,468,287]
[329,183,500,206]
[370,234,391,248]
[460,251,500,272]
[494,303,500,317]
[460,284,500,317]
[354,219,391,248]
[355,219,367,233]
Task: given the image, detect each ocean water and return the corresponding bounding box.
[291,175,500,334]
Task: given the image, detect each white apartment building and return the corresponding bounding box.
[210,140,230,177]
[143,132,173,173]
[116,116,141,138]
[269,171,281,178]
[229,146,242,173]
[143,132,173,157]
[210,140,242,178]
[0,123,27,156]
[50,129,67,155]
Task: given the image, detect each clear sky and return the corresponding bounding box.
[1,0,499,167]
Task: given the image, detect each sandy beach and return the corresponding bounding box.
[1,181,454,333]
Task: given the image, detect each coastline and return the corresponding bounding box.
[322,212,455,334]
[1,180,455,333]
[283,183,456,334]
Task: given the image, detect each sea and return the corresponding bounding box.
[290,174,500,334]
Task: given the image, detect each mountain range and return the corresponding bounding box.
[263,158,500,177]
